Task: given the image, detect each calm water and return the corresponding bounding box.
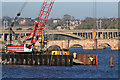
[2,48,119,78]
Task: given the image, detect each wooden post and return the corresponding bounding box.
[39,55,43,65]
[46,55,50,66]
[65,55,67,66]
[35,55,38,65]
[11,54,14,65]
[59,55,62,66]
[70,55,73,66]
[16,54,19,65]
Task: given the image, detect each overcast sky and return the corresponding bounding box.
[2,2,118,19]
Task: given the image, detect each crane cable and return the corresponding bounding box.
[93,0,96,29]
[10,0,28,45]
[92,0,97,40]
[17,0,28,17]
[11,0,28,27]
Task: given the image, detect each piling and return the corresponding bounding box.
[1,54,73,66]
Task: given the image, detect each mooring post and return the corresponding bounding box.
[55,55,57,66]
[96,55,98,65]
[110,54,113,68]
[14,54,16,65]
[42,55,45,65]
[16,54,19,65]
[34,55,38,65]
[11,54,14,65]
[46,55,49,65]
[27,54,30,65]
[25,54,28,65]
[59,55,62,66]
[70,55,73,66]
[30,54,33,65]
[38,55,41,65]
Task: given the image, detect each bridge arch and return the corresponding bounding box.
[47,34,82,40]
[98,43,112,49]
[69,44,83,49]
[16,28,22,30]
[59,34,82,40]
[48,45,61,50]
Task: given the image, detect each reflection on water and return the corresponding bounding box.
[2,48,119,78]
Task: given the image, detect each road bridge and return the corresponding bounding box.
[1,29,120,50]
[1,29,120,41]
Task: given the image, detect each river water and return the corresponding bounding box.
[2,48,119,78]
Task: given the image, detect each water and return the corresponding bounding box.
[2,48,119,78]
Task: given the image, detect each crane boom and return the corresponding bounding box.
[5,0,55,53]
[22,0,55,45]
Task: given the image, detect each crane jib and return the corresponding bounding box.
[22,0,55,45]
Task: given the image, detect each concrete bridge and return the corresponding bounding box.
[1,29,120,50]
[1,29,120,41]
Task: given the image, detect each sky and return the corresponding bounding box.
[2,2,118,19]
[2,0,120,2]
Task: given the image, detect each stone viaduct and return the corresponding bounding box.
[0,27,120,50]
[47,39,119,50]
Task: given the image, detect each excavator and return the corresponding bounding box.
[5,0,55,54]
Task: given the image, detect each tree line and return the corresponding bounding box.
[2,14,119,30]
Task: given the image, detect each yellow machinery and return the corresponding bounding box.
[92,32,97,40]
[51,51,70,55]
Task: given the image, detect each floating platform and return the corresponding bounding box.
[1,54,73,66]
[73,54,97,65]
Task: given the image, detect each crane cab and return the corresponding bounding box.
[24,43,33,52]
[5,43,33,53]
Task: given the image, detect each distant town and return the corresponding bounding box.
[2,14,118,30]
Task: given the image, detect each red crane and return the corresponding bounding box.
[6,0,55,53]
[22,0,55,45]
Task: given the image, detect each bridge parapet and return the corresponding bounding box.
[1,29,120,42]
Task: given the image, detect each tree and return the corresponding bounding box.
[63,14,71,21]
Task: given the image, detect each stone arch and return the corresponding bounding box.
[70,44,83,49]
[98,43,112,49]
[27,28,32,30]
[16,28,22,30]
[48,45,61,50]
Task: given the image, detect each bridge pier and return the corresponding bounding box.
[101,32,103,39]
[1,33,5,41]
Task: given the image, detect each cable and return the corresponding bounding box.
[93,0,96,29]
[11,0,28,27]
[9,0,28,45]
[17,0,28,17]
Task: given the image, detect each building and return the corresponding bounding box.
[57,26,70,30]
[70,19,81,26]
[53,19,60,24]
